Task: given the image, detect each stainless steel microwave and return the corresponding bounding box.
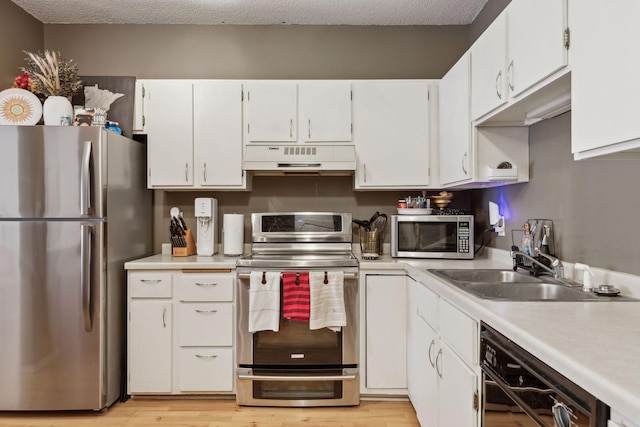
[390,214,474,259]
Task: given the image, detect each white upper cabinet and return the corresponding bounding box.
[440,53,529,188]
[244,81,298,142]
[244,81,352,144]
[471,0,569,124]
[144,80,194,187]
[439,53,472,186]
[471,11,507,121]
[571,0,640,159]
[506,0,567,98]
[298,81,352,142]
[193,81,245,188]
[140,79,247,190]
[352,80,432,189]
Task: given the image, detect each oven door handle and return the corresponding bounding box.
[237,272,358,280]
[482,365,549,426]
[237,368,358,382]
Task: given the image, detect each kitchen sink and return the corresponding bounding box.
[430,269,545,284]
[428,269,634,301]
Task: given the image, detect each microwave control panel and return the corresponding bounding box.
[458,221,471,253]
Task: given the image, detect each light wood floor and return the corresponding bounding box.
[0,398,421,427]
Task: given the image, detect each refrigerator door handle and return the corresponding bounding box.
[80,140,92,216]
[81,223,94,332]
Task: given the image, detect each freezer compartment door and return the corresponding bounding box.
[0,220,107,410]
[0,126,104,219]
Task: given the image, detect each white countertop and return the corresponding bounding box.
[125,253,240,270]
[125,250,640,421]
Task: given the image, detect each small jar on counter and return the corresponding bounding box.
[398,199,407,209]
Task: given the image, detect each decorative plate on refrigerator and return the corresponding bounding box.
[0,88,42,125]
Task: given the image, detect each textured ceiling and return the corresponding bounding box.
[11,0,488,25]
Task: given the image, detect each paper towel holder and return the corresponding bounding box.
[223,213,244,256]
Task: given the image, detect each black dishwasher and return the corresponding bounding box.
[480,323,609,427]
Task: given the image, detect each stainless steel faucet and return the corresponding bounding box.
[511,249,565,279]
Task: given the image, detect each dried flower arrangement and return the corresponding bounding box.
[21,50,82,98]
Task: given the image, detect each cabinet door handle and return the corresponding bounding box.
[363,163,367,183]
[185,163,189,182]
[196,354,218,359]
[162,307,167,328]
[428,339,436,368]
[195,282,218,287]
[290,118,294,139]
[507,60,515,92]
[462,152,468,175]
[495,70,503,100]
[195,309,218,314]
[308,119,312,139]
[435,348,443,379]
[203,162,207,182]
[141,279,162,284]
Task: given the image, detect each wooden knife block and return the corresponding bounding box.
[172,229,196,256]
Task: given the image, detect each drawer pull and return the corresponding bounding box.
[195,354,218,359]
[195,309,218,314]
[141,279,162,284]
[195,282,218,287]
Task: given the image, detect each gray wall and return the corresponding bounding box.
[472,112,640,276]
[0,0,43,87]
[44,24,468,79]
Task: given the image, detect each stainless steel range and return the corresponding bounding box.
[236,212,359,407]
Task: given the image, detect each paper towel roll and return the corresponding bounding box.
[223,214,244,256]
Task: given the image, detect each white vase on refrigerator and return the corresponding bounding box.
[42,96,73,125]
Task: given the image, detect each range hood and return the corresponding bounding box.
[243,144,356,175]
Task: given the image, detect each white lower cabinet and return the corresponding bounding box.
[407,276,479,427]
[178,347,234,392]
[127,269,235,395]
[362,272,407,394]
[128,300,173,393]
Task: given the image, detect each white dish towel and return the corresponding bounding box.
[309,271,346,332]
[249,271,281,333]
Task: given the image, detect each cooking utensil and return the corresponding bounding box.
[372,214,387,232]
[353,219,371,231]
[369,211,380,224]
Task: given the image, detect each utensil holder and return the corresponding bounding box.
[359,229,381,256]
[173,229,196,256]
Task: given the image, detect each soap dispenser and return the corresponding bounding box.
[521,223,533,267]
[575,263,595,292]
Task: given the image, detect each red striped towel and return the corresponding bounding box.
[282,272,310,321]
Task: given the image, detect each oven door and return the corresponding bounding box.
[236,270,359,406]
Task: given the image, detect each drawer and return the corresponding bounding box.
[178,303,233,346]
[415,281,439,329]
[176,274,234,302]
[129,271,172,298]
[438,298,478,365]
[178,347,234,392]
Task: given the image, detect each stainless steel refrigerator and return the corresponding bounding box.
[0,126,152,411]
